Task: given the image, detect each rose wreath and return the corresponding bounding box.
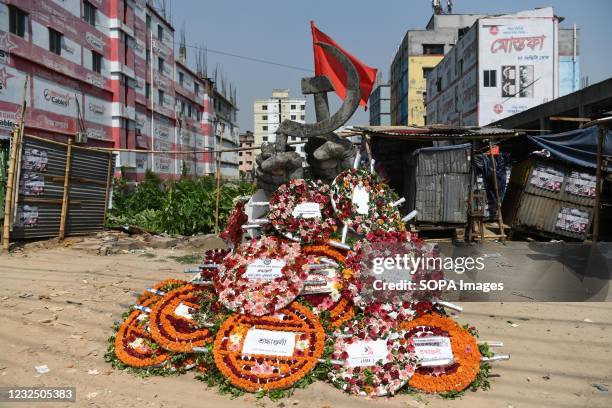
[300,244,355,329]
[212,301,326,392]
[342,231,444,326]
[268,179,337,243]
[216,236,309,316]
[399,313,481,393]
[219,200,249,248]
[113,297,171,368]
[328,316,418,397]
[331,169,405,235]
[199,248,230,281]
[149,284,219,352]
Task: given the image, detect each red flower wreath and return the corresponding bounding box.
[268,179,337,243]
[216,236,309,316]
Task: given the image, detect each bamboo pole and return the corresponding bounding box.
[214,151,221,233]
[102,151,113,229]
[58,138,73,240]
[488,140,506,243]
[467,141,474,242]
[2,76,28,251]
[592,125,606,242]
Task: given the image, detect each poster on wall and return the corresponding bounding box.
[555,207,589,234]
[22,148,48,172]
[566,171,596,197]
[20,172,45,196]
[529,164,564,192]
[15,205,39,228]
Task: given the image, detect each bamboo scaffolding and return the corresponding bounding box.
[58,138,73,240]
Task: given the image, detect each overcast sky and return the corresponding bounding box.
[170,0,612,131]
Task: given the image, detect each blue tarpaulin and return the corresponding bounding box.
[528,125,612,171]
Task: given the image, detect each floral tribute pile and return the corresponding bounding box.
[106,174,502,400]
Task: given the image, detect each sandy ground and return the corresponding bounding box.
[0,243,611,408]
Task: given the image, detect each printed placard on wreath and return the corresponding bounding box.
[292,202,322,219]
[345,339,388,367]
[413,336,454,366]
[244,259,286,280]
[241,328,297,356]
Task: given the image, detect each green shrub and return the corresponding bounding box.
[107,171,255,236]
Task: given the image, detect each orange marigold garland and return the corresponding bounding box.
[399,313,481,393]
[212,301,325,392]
[136,279,187,303]
[149,284,220,352]
[301,244,355,329]
[114,297,171,368]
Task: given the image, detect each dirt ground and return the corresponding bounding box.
[0,242,611,408]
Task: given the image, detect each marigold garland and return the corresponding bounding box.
[216,236,309,316]
[301,244,355,329]
[331,169,405,235]
[399,313,481,393]
[268,179,337,243]
[136,279,187,303]
[212,301,325,392]
[149,284,218,352]
[114,297,171,368]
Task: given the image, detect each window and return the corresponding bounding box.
[188,104,192,118]
[422,44,444,55]
[262,105,268,110]
[436,77,442,92]
[157,25,163,41]
[239,152,243,157]
[263,136,268,141]
[483,70,497,87]
[158,57,164,74]
[83,1,96,26]
[179,72,184,86]
[290,104,296,110]
[158,89,164,106]
[49,28,62,55]
[9,5,27,38]
[180,100,185,114]
[146,49,150,65]
[300,105,305,110]
[196,110,201,121]
[146,14,151,30]
[92,51,102,73]
[262,115,267,120]
[262,126,268,131]
[194,83,199,95]
[145,82,150,99]
[422,67,433,79]
[300,115,305,120]
[291,115,296,120]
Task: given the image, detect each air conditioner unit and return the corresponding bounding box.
[75,132,88,144]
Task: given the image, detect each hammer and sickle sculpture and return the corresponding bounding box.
[255,42,361,193]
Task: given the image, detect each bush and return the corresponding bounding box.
[107,170,255,236]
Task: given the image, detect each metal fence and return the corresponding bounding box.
[9,135,114,240]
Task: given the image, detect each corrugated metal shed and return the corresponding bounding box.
[9,136,114,240]
[407,144,471,224]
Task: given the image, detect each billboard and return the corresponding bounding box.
[478,8,558,125]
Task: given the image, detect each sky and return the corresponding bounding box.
[169,0,612,131]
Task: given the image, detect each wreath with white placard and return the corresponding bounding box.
[268,179,338,242]
[215,236,309,316]
[330,169,404,235]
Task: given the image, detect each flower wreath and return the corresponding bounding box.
[212,301,326,392]
[328,317,418,397]
[114,297,171,368]
[399,313,481,393]
[199,248,230,281]
[149,284,218,352]
[220,201,249,248]
[300,244,355,329]
[331,169,404,235]
[216,236,309,316]
[268,179,337,243]
[136,279,186,304]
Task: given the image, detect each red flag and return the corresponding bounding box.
[311,21,377,109]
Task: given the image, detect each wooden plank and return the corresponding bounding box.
[549,116,591,122]
[102,151,112,229]
[58,138,73,240]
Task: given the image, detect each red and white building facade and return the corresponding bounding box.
[0,0,221,180]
